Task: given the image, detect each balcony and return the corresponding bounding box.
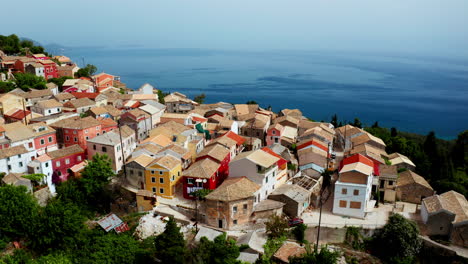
[187,186,203,194]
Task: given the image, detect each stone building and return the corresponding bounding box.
[396,170,434,204]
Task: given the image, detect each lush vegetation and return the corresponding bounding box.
[331,114,468,198]
[75,64,97,78]
[368,214,422,263]
[0,34,50,56]
[289,244,340,264]
[193,93,206,104]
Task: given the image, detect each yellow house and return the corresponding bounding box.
[145,154,182,199]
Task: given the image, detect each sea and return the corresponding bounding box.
[62,47,468,139]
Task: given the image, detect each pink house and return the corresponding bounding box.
[47,145,85,183]
[266,123,284,146]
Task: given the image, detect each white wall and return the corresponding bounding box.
[332,181,371,219]
[421,202,429,224]
[0,150,37,174]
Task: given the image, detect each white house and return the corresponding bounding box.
[31,99,63,116]
[27,154,55,194]
[333,154,375,219]
[139,104,164,128]
[131,83,157,94]
[0,145,37,174]
[25,63,45,78]
[229,149,280,202]
[86,125,136,173]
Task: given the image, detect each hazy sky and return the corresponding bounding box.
[2,0,468,57]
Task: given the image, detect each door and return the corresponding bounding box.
[218,219,223,228]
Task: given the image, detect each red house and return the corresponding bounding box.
[14,57,36,72]
[29,122,58,156]
[50,116,116,152]
[92,72,115,92]
[339,153,378,176]
[181,143,232,199]
[297,138,328,152]
[182,158,222,199]
[38,60,58,80]
[48,144,85,183]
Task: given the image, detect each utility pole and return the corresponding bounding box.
[315,142,332,252]
[21,98,27,125]
[117,120,128,179]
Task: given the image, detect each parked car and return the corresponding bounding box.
[288,217,304,227]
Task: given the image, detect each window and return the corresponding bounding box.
[77,156,82,161]
[85,129,88,134]
[159,188,164,194]
[233,206,238,213]
[380,180,385,188]
[48,136,53,143]
[40,139,45,145]
[339,200,347,208]
[93,145,96,150]
[102,146,107,152]
[341,188,347,195]
[152,187,157,193]
[160,178,164,184]
[117,145,120,151]
[178,171,180,176]
[233,220,238,225]
[57,108,60,112]
[7,165,11,170]
[353,189,359,196]
[73,130,77,134]
[272,130,276,135]
[66,136,70,141]
[45,162,49,167]
[85,136,89,140]
[159,171,163,175]
[172,175,175,181]
[350,201,361,209]
[96,126,100,130]
[151,170,155,174]
[265,176,268,183]
[138,171,143,177]
[389,180,394,186]
[65,158,70,165]
[187,178,194,184]
[56,161,61,167]
[28,142,33,148]
[243,204,248,210]
[151,177,156,183]
[74,137,77,142]
[48,110,51,114]
[19,162,23,167]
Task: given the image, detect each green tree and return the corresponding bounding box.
[48,76,73,92]
[265,215,289,239]
[81,233,143,264]
[246,100,257,105]
[391,127,398,137]
[157,90,166,103]
[352,118,362,128]
[330,114,338,128]
[369,214,422,263]
[154,217,186,264]
[31,200,86,251]
[289,244,340,264]
[0,81,17,93]
[0,185,39,241]
[193,93,206,104]
[0,34,21,54]
[188,233,242,264]
[32,252,73,264]
[76,64,97,78]
[292,223,307,244]
[13,72,47,90]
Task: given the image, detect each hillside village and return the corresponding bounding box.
[1,48,467,263]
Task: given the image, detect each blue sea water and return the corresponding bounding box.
[63,48,468,139]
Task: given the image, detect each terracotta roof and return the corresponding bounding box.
[254,199,285,212]
[64,98,95,108]
[208,135,237,149]
[162,113,189,119]
[21,89,53,99]
[127,154,155,167]
[148,154,181,170]
[150,121,192,137]
[160,144,191,160]
[47,145,84,159]
[225,131,245,145]
[141,134,172,147]
[70,92,100,99]
[336,124,363,137]
[281,109,303,117]
[276,115,300,127]
[183,159,220,179]
[340,162,373,175]
[134,143,163,155]
[273,242,306,263]
[127,108,149,118]
[102,105,122,117]
[349,143,388,163]
[97,117,117,128]
[4,108,31,120]
[2,122,36,142]
[342,153,374,168]
[35,99,62,109]
[302,126,334,142]
[423,191,468,224]
[87,126,134,145]
[137,189,155,197]
[235,104,258,116]
[2,173,31,186]
[298,147,327,167]
[0,145,29,159]
[198,143,230,162]
[232,149,279,168]
[397,170,433,190]
[206,177,260,201]
[379,165,398,179]
[388,152,416,167]
[50,116,100,130]
[89,106,108,115]
[54,92,75,101]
